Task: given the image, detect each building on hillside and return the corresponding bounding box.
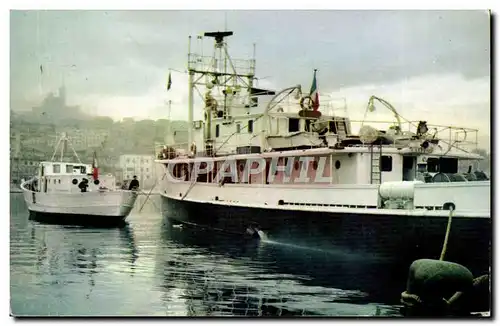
[118,154,156,189]
[31,85,88,122]
[10,155,43,184]
[54,128,109,151]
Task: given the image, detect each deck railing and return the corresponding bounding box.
[155,116,479,159]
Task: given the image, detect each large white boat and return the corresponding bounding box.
[20,133,138,226]
[155,31,490,273]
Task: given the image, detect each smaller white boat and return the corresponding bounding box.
[20,133,138,226]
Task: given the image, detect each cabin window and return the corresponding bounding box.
[427,158,439,173]
[216,124,220,138]
[236,123,241,133]
[248,120,254,133]
[335,160,341,169]
[438,158,458,174]
[58,179,61,184]
[66,165,73,173]
[381,156,393,172]
[53,164,61,173]
[80,166,87,174]
[289,118,300,132]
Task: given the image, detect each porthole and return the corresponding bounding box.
[335,160,341,170]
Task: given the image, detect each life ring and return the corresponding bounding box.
[300,96,314,111]
[190,142,197,156]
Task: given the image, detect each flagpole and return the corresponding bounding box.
[310,69,319,111]
[167,100,172,144]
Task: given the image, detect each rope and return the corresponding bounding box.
[180,176,197,201]
[401,290,449,315]
[440,207,454,261]
[401,206,456,314]
[137,189,160,212]
[400,291,423,307]
[138,173,165,213]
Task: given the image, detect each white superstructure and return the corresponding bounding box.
[20,133,138,224]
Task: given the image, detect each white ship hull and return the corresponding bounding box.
[21,179,138,226]
[160,180,490,218]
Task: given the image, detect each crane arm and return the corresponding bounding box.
[366,95,402,132]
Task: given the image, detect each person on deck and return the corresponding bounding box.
[128,176,139,191]
[78,178,89,193]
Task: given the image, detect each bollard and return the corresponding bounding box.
[400,259,474,316]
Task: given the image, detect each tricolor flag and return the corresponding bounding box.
[309,69,320,111]
[167,72,172,91]
[92,151,99,180]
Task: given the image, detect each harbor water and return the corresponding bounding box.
[10,193,403,317]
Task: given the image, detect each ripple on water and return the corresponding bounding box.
[10,194,402,316]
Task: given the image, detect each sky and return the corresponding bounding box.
[10,10,491,149]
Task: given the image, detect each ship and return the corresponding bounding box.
[155,31,491,274]
[20,133,138,226]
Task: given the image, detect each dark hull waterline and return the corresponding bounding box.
[28,210,127,228]
[161,196,491,277]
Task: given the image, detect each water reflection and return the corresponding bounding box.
[11,194,401,317]
[10,194,142,316]
[154,220,400,316]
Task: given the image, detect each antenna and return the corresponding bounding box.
[204,31,233,45]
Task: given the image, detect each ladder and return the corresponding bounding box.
[335,119,347,139]
[370,143,382,184]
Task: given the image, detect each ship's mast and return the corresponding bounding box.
[186,31,256,155]
[50,132,82,163]
[187,35,194,147]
